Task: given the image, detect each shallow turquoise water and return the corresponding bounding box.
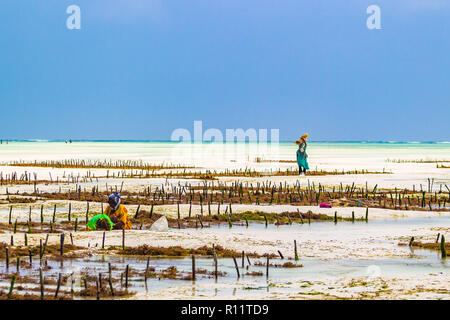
[1,141,449,163]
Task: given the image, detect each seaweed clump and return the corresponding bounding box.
[116,244,268,258]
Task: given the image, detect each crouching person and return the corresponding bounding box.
[105,192,132,230]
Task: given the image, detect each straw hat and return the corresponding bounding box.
[295,133,308,144]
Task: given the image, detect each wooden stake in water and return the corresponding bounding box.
[197,215,204,228]
[55,273,62,298]
[8,275,16,300]
[39,269,45,300]
[214,254,218,280]
[297,209,304,224]
[102,231,106,249]
[5,247,9,269]
[232,255,240,278]
[70,273,74,297]
[192,255,196,280]
[134,204,141,219]
[294,240,299,261]
[86,201,90,224]
[125,265,129,288]
[278,250,284,259]
[144,257,150,283]
[108,271,115,296]
[60,233,65,256]
[365,207,369,222]
[266,257,270,278]
[441,235,447,259]
[41,234,49,260]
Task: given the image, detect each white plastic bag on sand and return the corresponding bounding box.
[150,215,168,232]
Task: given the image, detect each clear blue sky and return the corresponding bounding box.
[1,0,449,141]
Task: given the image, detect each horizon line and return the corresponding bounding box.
[1,139,449,144]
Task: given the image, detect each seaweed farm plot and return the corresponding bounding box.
[0,214,448,300]
[0,227,448,300]
[0,141,449,299]
[0,239,301,300]
[8,178,450,213]
[0,167,392,187]
[6,160,196,170]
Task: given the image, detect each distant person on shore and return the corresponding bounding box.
[295,133,309,175]
[105,192,132,230]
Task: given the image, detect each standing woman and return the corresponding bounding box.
[295,134,309,175]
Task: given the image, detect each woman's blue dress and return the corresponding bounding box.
[296,142,309,170]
